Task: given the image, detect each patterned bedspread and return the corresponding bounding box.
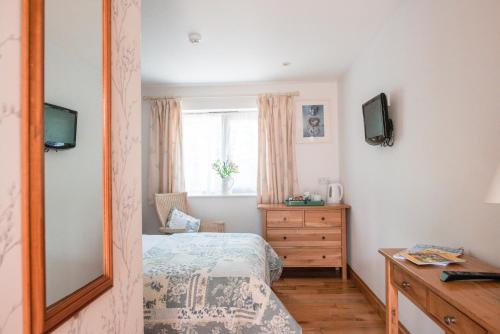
[143,233,301,334]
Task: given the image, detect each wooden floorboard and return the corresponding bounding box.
[273,268,385,334]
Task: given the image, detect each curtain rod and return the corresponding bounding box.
[142,91,300,101]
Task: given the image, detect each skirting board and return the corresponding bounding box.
[348,265,411,334]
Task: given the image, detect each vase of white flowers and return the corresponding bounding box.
[221,177,234,195]
[212,159,239,194]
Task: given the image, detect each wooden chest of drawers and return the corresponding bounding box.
[258,204,350,279]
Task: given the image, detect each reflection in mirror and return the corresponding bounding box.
[44,0,103,306]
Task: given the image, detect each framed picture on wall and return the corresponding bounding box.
[296,100,331,143]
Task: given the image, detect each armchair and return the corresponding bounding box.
[154,192,225,233]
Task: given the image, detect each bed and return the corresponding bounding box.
[143,233,301,334]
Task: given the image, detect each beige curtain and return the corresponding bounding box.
[257,94,298,204]
[148,98,184,204]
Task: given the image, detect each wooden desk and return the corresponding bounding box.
[379,249,500,334]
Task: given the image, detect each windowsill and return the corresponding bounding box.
[187,193,257,198]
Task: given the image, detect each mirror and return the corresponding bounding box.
[23,0,112,332]
[44,0,103,307]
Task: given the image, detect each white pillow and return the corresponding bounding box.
[165,208,200,233]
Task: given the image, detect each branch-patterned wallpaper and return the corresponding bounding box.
[0,0,143,333]
[0,1,22,333]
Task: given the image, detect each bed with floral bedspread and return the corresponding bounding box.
[143,233,301,334]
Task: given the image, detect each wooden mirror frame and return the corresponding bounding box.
[21,0,112,333]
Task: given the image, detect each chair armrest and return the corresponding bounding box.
[158,227,186,234]
[199,220,225,233]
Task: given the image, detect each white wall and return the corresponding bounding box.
[338,1,500,333]
[44,0,103,305]
[142,81,339,234]
[187,195,261,234]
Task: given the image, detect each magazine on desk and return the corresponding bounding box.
[394,244,465,266]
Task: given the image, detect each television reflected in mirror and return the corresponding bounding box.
[44,103,78,150]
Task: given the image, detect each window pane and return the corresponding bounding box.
[226,112,258,193]
[182,113,222,194]
[182,110,258,195]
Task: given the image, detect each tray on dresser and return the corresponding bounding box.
[283,199,325,206]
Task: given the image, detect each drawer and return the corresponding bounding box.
[304,210,341,228]
[392,265,427,309]
[267,228,341,247]
[266,210,303,228]
[429,291,486,334]
[274,247,341,267]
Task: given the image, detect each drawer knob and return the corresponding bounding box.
[283,255,287,259]
[322,236,326,240]
[401,281,411,289]
[322,255,326,259]
[443,315,456,326]
[321,217,325,221]
[283,217,287,221]
[283,236,287,240]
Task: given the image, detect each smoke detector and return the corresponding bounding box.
[189,32,202,45]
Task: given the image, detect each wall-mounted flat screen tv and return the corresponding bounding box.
[362,93,393,146]
[44,103,78,150]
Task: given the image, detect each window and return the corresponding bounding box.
[182,109,258,195]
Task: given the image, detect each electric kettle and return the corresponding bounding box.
[326,183,344,204]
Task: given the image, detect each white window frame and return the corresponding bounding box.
[182,108,258,197]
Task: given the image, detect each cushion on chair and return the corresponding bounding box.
[165,208,200,233]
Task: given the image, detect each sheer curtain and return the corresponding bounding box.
[183,110,258,195]
[148,98,185,204]
[257,94,298,203]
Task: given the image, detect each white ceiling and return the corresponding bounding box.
[141,0,402,85]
